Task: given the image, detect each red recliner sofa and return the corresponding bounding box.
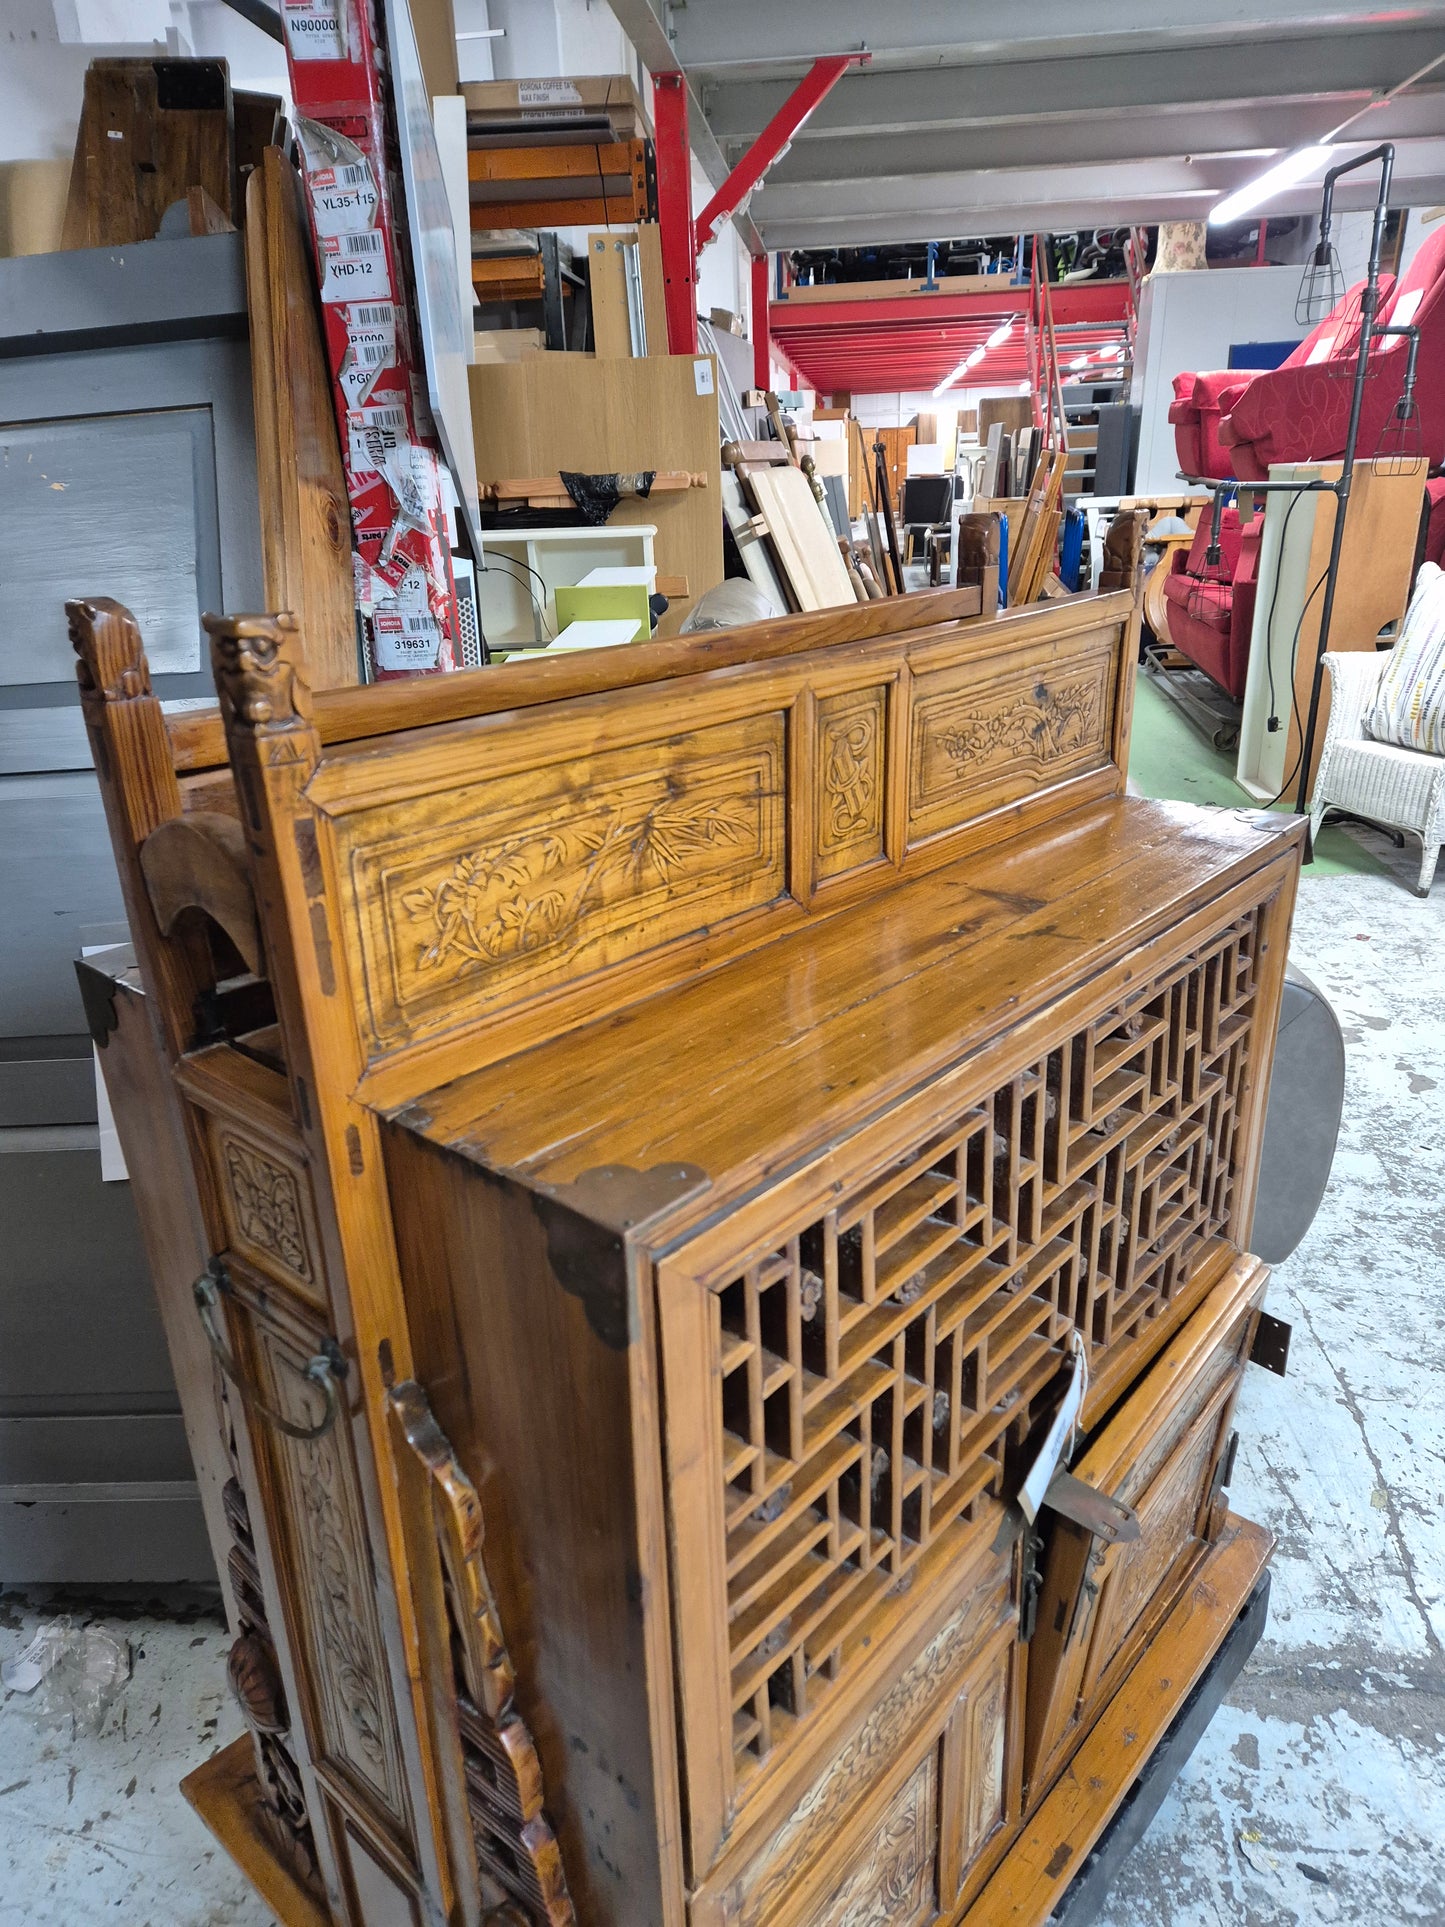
[1220,226,1445,481]
[1168,276,1389,482]
[1158,506,1262,702]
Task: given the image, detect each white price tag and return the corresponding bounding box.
[282,0,346,60]
[373,607,441,671]
[339,301,396,407]
[319,229,390,303]
[309,158,379,236]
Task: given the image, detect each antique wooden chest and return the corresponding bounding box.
[72,582,1298,1927]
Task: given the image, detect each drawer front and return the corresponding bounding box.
[1024,1256,1265,1795]
[657,904,1274,1873]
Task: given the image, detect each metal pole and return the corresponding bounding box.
[1293,143,1395,820]
[752,253,772,392]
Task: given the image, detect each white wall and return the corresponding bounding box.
[851,384,1029,429]
[0,0,286,165]
[1132,264,1310,492]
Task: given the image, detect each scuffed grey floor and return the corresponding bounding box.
[1093,843,1445,1926]
[0,1588,271,1925]
[2,846,1443,1926]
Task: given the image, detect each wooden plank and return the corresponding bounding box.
[468,355,723,635]
[741,465,856,611]
[244,148,359,689]
[182,1739,331,1927]
[955,1517,1274,1926]
[62,57,233,250]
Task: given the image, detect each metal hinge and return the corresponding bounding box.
[1250,1312,1292,1376]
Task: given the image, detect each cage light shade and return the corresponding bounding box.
[1208,145,1332,226]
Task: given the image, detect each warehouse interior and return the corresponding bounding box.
[1,2,1444,1924]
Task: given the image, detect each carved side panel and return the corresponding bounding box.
[815,686,887,882]
[813,1751,937,1927]
[212,1124,325,1307]
[957,1647,1009,1876]
[249,1316,411,1836]
[337,713,787,1052]
[908,638,1116,844]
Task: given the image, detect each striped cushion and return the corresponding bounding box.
[1363,562,1445,754]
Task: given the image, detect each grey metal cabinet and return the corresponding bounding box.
[0,234,262,1580]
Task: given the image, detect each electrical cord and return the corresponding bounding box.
[1264,488,1307,734]
[479,554,554,641]
[1260,563,1331,809]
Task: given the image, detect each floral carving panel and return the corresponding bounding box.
[816,687,887,881]
[219,1132,321,1303]
[345,714,787,1049]
[256,1320,410,1834]
[909,646,1115,842]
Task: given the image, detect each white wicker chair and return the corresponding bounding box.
[1309,648,1445,897]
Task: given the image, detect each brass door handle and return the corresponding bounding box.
[194,1262,344,1442]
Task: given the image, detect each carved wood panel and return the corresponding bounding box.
[908,641,1115,843]
[815,686,887,882]
[338,713,787,1051]
[213,1124,324,1307]
[711,1555,1009,1924]
[811,1750,937,1927]
[248,1312,411,1838]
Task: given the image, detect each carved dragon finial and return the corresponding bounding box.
[67,597,152,706]
[1100,509,1148,593]
[205,612,314,735]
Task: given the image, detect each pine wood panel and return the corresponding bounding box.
[468,355,723,635]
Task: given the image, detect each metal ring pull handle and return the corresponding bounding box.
[194,1264,344,1443]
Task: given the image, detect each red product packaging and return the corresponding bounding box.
[279,0,459,678]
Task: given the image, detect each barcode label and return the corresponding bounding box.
[320,228,389,302]
[310,156,379,238]
[372,605,441,670]
[282,0,345,60]
[354,403,408,431]
[352,303,395,327]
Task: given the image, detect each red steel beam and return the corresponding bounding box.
[653,72,699,356]
[693,53,867,254]
[768,280,1131,335]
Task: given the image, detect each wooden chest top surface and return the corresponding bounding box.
[389,797,1302,1228]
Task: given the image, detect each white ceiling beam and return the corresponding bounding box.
[757,170,1445,251]
[761,93,1445,185]
[673,0,1445,73]
[701,26,1445,140]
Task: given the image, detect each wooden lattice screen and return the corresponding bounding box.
[714,911,1261,1774]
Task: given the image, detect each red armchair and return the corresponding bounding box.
[1169,276,1389,482]
[1220,228,1445,481]
[1158,506,1261,703]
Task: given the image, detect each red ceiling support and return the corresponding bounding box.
[752,252,772,390]
[693,53,867,254]
[653,72,699,356]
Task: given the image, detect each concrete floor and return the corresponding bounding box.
[2,673,1443,1925]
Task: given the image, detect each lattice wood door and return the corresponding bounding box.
[658,905,1271,1873]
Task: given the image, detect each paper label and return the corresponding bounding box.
[319,228,390,303]
[309,158,379,236]
[693,358,715,397]
[1017,1335,1088,1525]
[517,80,582,106]
[347,400,409,475]
[282,0,346,60]
[339,301,396,407]
[372,606,442,670]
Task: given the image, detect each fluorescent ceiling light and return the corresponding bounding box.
[932,360,969,398]
[1069,353,1088,369]
[1208,145,1331,226]
[985,318,1015,349]
[964,345,986,369]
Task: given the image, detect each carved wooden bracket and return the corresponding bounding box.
[205,611,314,735]
[140,812,265,975]
[389,1380,576,1927]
